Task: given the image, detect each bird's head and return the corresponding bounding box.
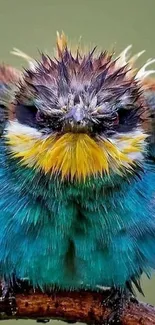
[5,33,155,182]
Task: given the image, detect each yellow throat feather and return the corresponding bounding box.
[6,128,147,181]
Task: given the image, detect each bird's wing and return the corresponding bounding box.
[0,64,22,135]
[143,78,155,161]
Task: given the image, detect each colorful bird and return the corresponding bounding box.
[0,32,155,323]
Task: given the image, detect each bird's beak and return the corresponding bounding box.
[62,106,89,133]
[65,106,85,123]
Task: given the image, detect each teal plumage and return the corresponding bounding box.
[0,146,155,290]
[0,35,155,301]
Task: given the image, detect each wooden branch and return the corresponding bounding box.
[0,289,155,324]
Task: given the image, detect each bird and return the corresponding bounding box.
[0,32,155,323]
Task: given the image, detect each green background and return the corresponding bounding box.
[0,0,155,323]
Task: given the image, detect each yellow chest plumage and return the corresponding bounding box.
[5,124,147,181]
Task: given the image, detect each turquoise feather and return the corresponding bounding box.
[0,139,155,290]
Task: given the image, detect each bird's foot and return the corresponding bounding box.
[0,279,17,316]
[102,287,131,325]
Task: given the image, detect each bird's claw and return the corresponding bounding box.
[102,287,130,325]
[103,309,123,325]
[0,279,17,316]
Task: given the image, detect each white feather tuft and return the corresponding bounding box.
[116,45,132,67]
[129,50,145,65]
[116,45,155,81]
[11,48,36,71]
[5,120,42,138]
[136,58,155,80]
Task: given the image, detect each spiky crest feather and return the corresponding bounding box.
[2,32,154,181]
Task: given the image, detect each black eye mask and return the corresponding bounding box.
[114,106,141,133]
[15,104,38,128]
[15,104,63,133]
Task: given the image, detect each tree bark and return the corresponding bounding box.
[0,289,155,324]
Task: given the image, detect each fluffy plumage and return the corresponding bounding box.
[0,33,155,293]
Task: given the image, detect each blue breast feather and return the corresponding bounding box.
[0,139,155,290]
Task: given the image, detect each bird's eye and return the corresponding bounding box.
[114,106,140,132]
[61,106,68,113]
[15,104,38,128]
[112,112,119,126]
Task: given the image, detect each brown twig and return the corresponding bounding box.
[0,289,154,324]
